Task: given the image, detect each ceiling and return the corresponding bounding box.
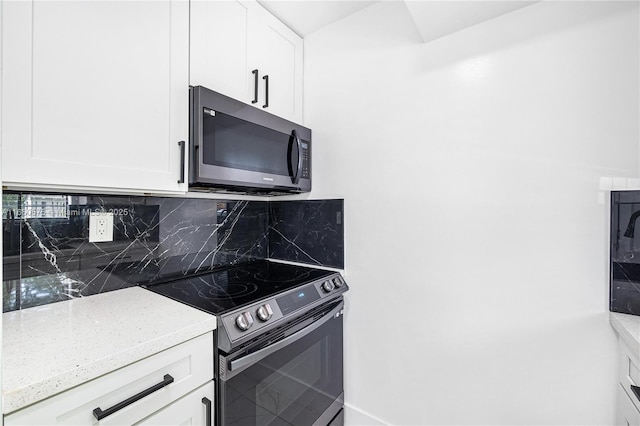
[257,0,539,41]
[256,0,378,37]
[403,1,539,43]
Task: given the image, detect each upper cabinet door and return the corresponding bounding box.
[251,5,303,123]
[189,0,303,123]
[1,1,189,193]
[190,0,251,102]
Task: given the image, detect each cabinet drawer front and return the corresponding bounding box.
[618,384,640,426]
[619,340,640,413]
[5,332,213,425]
[136,381,214,426]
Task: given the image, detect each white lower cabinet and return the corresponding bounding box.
[617,338,640,425]
[618,385,640,426]
[4,332,214,425]
[137,381,214,426]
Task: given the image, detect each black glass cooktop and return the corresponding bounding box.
[145,260,334,315]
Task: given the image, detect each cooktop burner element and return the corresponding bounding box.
[146,260,334,315]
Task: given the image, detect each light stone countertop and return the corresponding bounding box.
[2,286,217,414]
[610,312,640,354]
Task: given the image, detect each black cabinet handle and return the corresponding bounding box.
[202,397,212,426]
[178,141,185,184]
[93,374,174,420]
[252,69,259,104]
[262,75,269,108]
[632,385,640,402]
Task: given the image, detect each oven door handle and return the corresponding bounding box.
[229,301,343,374]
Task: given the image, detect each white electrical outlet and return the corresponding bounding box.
[89,212,114,243]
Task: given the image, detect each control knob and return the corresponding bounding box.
[235,312,254,331]
[332,276,343,288]
[322,280,335,293]
[256,303,273,322]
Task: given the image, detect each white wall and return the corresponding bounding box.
[303,1,639,424]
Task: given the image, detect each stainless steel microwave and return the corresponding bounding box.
[189,86,311,194]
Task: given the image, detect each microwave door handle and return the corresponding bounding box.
[229,301,343,375]
[289,130,302,184]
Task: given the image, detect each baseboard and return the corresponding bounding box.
[344,403,388,426]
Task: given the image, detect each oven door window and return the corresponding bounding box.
[202,110,298,178]
[222,309,343,426]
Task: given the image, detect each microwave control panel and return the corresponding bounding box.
[301,142,310,179]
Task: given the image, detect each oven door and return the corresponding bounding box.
[218,300,344,426]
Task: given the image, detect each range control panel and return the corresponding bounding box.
[220,272,347,350]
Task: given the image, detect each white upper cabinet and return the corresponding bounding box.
[190,0,252,103]
[190,0,303,123]
[251,6,304,123]
[1,1,189,193]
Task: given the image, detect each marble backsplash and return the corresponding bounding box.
[2,192,345,312]
[3,193,269,312]
[269,199,344,269]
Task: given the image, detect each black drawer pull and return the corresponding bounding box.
[632,385,640,402]
[202,397,212,426]
[92,374,174,420]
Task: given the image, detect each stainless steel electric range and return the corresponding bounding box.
[146,260,348,426]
